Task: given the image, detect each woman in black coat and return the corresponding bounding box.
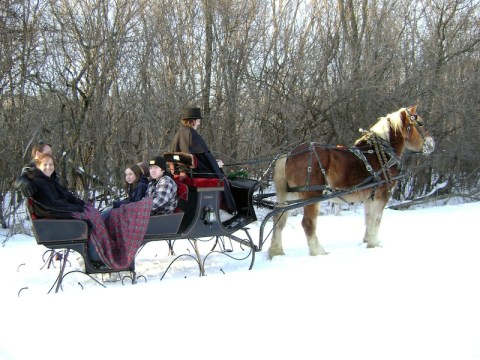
[15,141,55,198]
[27,153,110,264]
[27,154,84,219]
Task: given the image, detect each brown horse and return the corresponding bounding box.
[268,105,435,258]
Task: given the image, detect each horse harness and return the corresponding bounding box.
[354,130,401,198]
[286,138,402,200]
[404,108,426,144]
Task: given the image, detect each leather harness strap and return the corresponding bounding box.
[286,140,402,199]
[372,134,393,196]
[287,143,332,193]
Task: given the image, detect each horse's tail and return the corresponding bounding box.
[273,156,288,202]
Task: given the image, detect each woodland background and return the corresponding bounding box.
[1,0,479,229]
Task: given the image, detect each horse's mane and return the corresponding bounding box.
[370,108,404,141]
[355,108,404,145]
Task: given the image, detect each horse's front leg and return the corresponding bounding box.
[268,211,289,259]
[302,203,327,255]
[363,197,388,248]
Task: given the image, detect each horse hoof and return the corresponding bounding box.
[310,250,328,256]
[267,249,285,259]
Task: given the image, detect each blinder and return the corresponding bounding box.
[405,108,427,143]
[405,109,424,127]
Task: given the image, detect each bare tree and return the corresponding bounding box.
[1,0,480,231]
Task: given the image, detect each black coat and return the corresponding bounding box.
[15,161,59,196]
[28,169,84,219]
[172,125,236,212]
[172,125,223,177]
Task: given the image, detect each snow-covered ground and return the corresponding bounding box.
[1,201,479,360]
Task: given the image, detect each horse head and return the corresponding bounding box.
[401,105,435,154]
[368,105,435,155]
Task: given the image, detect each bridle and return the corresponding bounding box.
[405,108,427,144]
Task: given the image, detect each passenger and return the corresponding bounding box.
[137,160,152,182]
[29,153,153,270]
[145,156,178,215]
[27,153,98,260]
[115,164,148,207]
[15,141,54,198]
[102,164,149,219]
[171,107,236,213]
[27,153,84,218]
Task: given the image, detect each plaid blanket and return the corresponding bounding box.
[73,197,153,270]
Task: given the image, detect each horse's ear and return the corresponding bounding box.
[409,104,418,115]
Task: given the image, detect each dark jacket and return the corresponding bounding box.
[172,125,223,177]
[15,161,59,197]
[27,169,84,219]
[172,125,236,212]
[20,161,57,178]
[113,175,149,208]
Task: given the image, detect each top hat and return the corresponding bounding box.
[181,107,203,120]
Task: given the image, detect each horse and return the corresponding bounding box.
[268,105,435,259]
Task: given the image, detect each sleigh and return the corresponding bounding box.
[28,152,261,293]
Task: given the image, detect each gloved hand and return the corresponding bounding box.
[15,176,37,198]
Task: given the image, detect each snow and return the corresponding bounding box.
[1,201,479,360]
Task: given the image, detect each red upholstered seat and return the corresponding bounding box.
[167,152,223,189]
[27,197,38,219]
[182,177,223,188]
[175,180,189,201]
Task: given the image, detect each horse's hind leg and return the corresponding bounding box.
[363,197,388,248]
[302,203,327,255]
[268,210,289,259]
